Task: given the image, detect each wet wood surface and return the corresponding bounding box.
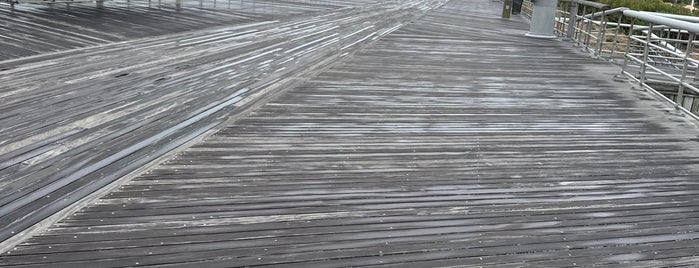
[3,0,699,267]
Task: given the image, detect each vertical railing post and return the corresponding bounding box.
[567,1,578,39]
[677,32,695,112]
[640,23,654,88]
[584,11,594,50]
[609,13,623,60]
[621,19,635,80]
[664,29,674,53]
[576,6,587,45]
[595,10,607,58]
[554,2,565,36]
[674,29,681,53]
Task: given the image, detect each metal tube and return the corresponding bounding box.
[582,7,627,18]
[609,13,623,59]
[640,23,654,87]
[577,5,587,45]
[596,10,607,57]
[677,32,695,110]
[637,11,699,23]
[555,5,562,35]
[672,29,679,53]
[621,19,635,78]
[567,1,578,39]
[566,0,610,10]
[584,11,594,48]
[624,10,699,34]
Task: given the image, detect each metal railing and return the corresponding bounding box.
[551,0,699,118]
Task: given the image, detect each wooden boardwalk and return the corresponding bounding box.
[3,0,699,267]
[0,0,442,245]
[0,0,380,60]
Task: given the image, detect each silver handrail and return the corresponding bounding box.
[551,0,699,119]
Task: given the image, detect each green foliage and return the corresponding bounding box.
[598,0,699,16]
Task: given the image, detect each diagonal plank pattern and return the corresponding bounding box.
[0,0,385,60]
[3,0,699,267]
[0,0,446,247]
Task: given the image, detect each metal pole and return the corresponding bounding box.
[576,5,587,45]
[567,1,578,39]
[584,11,594,49]
[555,2,564,36]
[640,23,654,88]
[609,13,623,59]
[677,32,695,111]
[595,10,607,57]
[621,19,635,78]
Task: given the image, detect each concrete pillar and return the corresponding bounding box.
[526,0,558,38]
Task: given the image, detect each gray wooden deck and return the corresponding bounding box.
[3,0,699,267]
[0,0,380,60]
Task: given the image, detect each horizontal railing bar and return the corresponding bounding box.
[561,0,610,10]
[582,7,627,18]
[638,11,699,24]
[623,10,699,34]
